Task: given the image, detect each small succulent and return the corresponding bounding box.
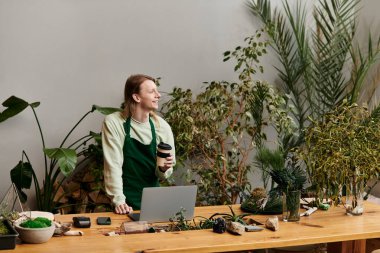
[212,217,226,234]
[251,187,267,200]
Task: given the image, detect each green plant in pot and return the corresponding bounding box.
[0,195,20,250]
[14,216,55,244]
[256,148,307,221]
[0,96,120,212]
[299,102,380,215]
[0,218,19,250]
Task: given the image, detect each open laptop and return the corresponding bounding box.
[128,185,197,222]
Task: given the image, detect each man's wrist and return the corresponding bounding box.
[158,166,167,173]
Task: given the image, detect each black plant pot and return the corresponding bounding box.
[0,219,18,250]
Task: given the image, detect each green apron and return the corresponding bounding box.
[122,117,159,210]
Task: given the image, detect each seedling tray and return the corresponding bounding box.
[0,220,18,250]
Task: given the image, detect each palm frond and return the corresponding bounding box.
[309,0,358,116]
[247,0,273,26]
[255,147,285,172]
[349,33,380,104]
[358,62,380,107]
[248,0,310,147]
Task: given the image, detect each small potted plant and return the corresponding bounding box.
[14,217,55,244]
[0,203,20,250]
[0,218,19,250]
[255,148,307,221]
[299,102,380,215]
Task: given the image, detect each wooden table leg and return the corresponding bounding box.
[327,240,366,253]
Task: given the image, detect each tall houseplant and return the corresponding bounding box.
[248,0,380,152]
[161,30,291,205]
[248,0,380,200]
[299,102,380,215]
[0,96,120,212]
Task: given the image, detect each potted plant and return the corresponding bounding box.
[0,96,120,212]
[255,148,306,221]
[299,102,380,215]
[0,200,20,250]
[0,218,19,250]
[14,217,55,244]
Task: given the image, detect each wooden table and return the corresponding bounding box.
[4,202,380,253]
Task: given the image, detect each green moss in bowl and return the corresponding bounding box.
[20,217,52,228]
[15,217,55,244]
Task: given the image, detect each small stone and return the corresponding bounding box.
[265,216,279,231]
[226,221,245,235]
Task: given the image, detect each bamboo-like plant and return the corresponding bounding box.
[0,96,120,212]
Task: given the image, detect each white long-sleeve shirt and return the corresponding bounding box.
[102,111,175,206]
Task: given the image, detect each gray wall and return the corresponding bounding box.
[0,0,273,205]
[1,0,379,206]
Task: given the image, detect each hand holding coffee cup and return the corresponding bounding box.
[157,142,172,171]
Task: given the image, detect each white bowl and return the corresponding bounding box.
[18,211,54,221]
[14,222,55,244]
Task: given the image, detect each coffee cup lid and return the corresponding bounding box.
[158,142,172,150]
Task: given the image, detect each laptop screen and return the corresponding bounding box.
[128,185,197,222]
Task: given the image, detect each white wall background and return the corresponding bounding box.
[0,0,379,206]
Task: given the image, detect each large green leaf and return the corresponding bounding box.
[10,161,33,203]
[0,96,30,123]
[89,131,102,145]
[44,148,77,177]
[92,105,121,115]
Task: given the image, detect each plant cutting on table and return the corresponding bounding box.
[165,206,253,232]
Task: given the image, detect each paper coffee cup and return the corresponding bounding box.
[157,142,172,167]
